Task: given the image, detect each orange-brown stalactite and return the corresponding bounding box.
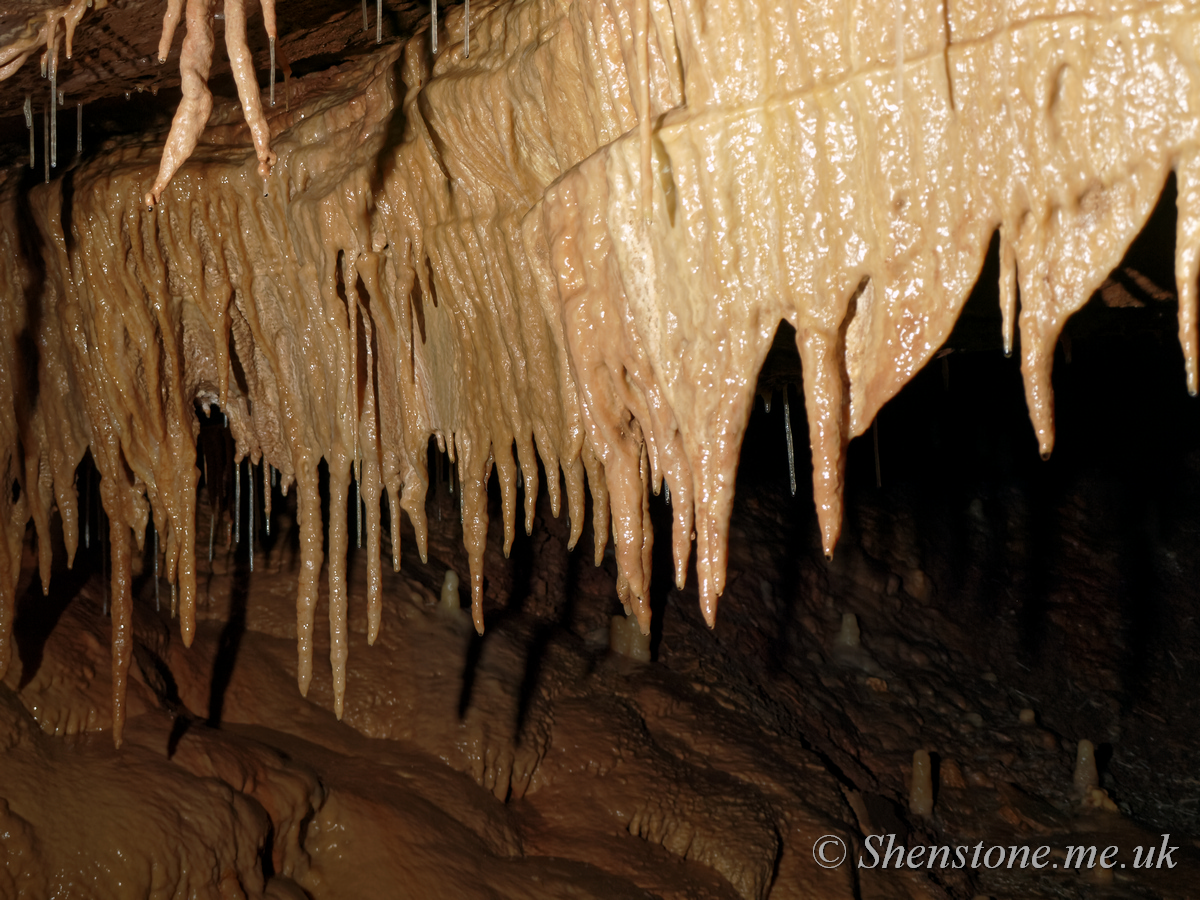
[2,0,1200,740]
[144,0,217,209]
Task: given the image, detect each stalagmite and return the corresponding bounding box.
[910,749,933,817]
[440,568,460,612]
[49,90,56,169]
[0,0,1198,745]
[47,22,59,171]
[223,0,276,181]
[1074,739,1099,798]
[610,612,651,662]
[834,613,861,650]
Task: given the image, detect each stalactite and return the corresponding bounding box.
[234,455,241,547]
[154,521,160,612]
[0,0,1197,744]
[263,0,277,108]
[106,512,132,747]
[83,467,90,550]
[783,386,796,497]
[24,95,33,167]
[145,0,215,208]
[249,461,255,572]
[263,463,272,536]
[157,0,183,62]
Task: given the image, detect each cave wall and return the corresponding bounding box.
[1,0,1200,745]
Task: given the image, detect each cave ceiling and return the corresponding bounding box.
[0,0,426,163]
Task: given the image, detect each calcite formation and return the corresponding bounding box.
[1,0,1199,743]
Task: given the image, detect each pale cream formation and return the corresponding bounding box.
[909,748,933,816]
[222,0,277,179]
[545,0,1200,625]
[2,0,1200,741]
[157,0,185,64]
[144,0,218,209]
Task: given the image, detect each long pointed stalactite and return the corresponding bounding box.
[1,0,1200,745]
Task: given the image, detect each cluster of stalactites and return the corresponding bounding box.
[144,0,279,207]
[0,0,105,183]
[3,0,1200,749]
